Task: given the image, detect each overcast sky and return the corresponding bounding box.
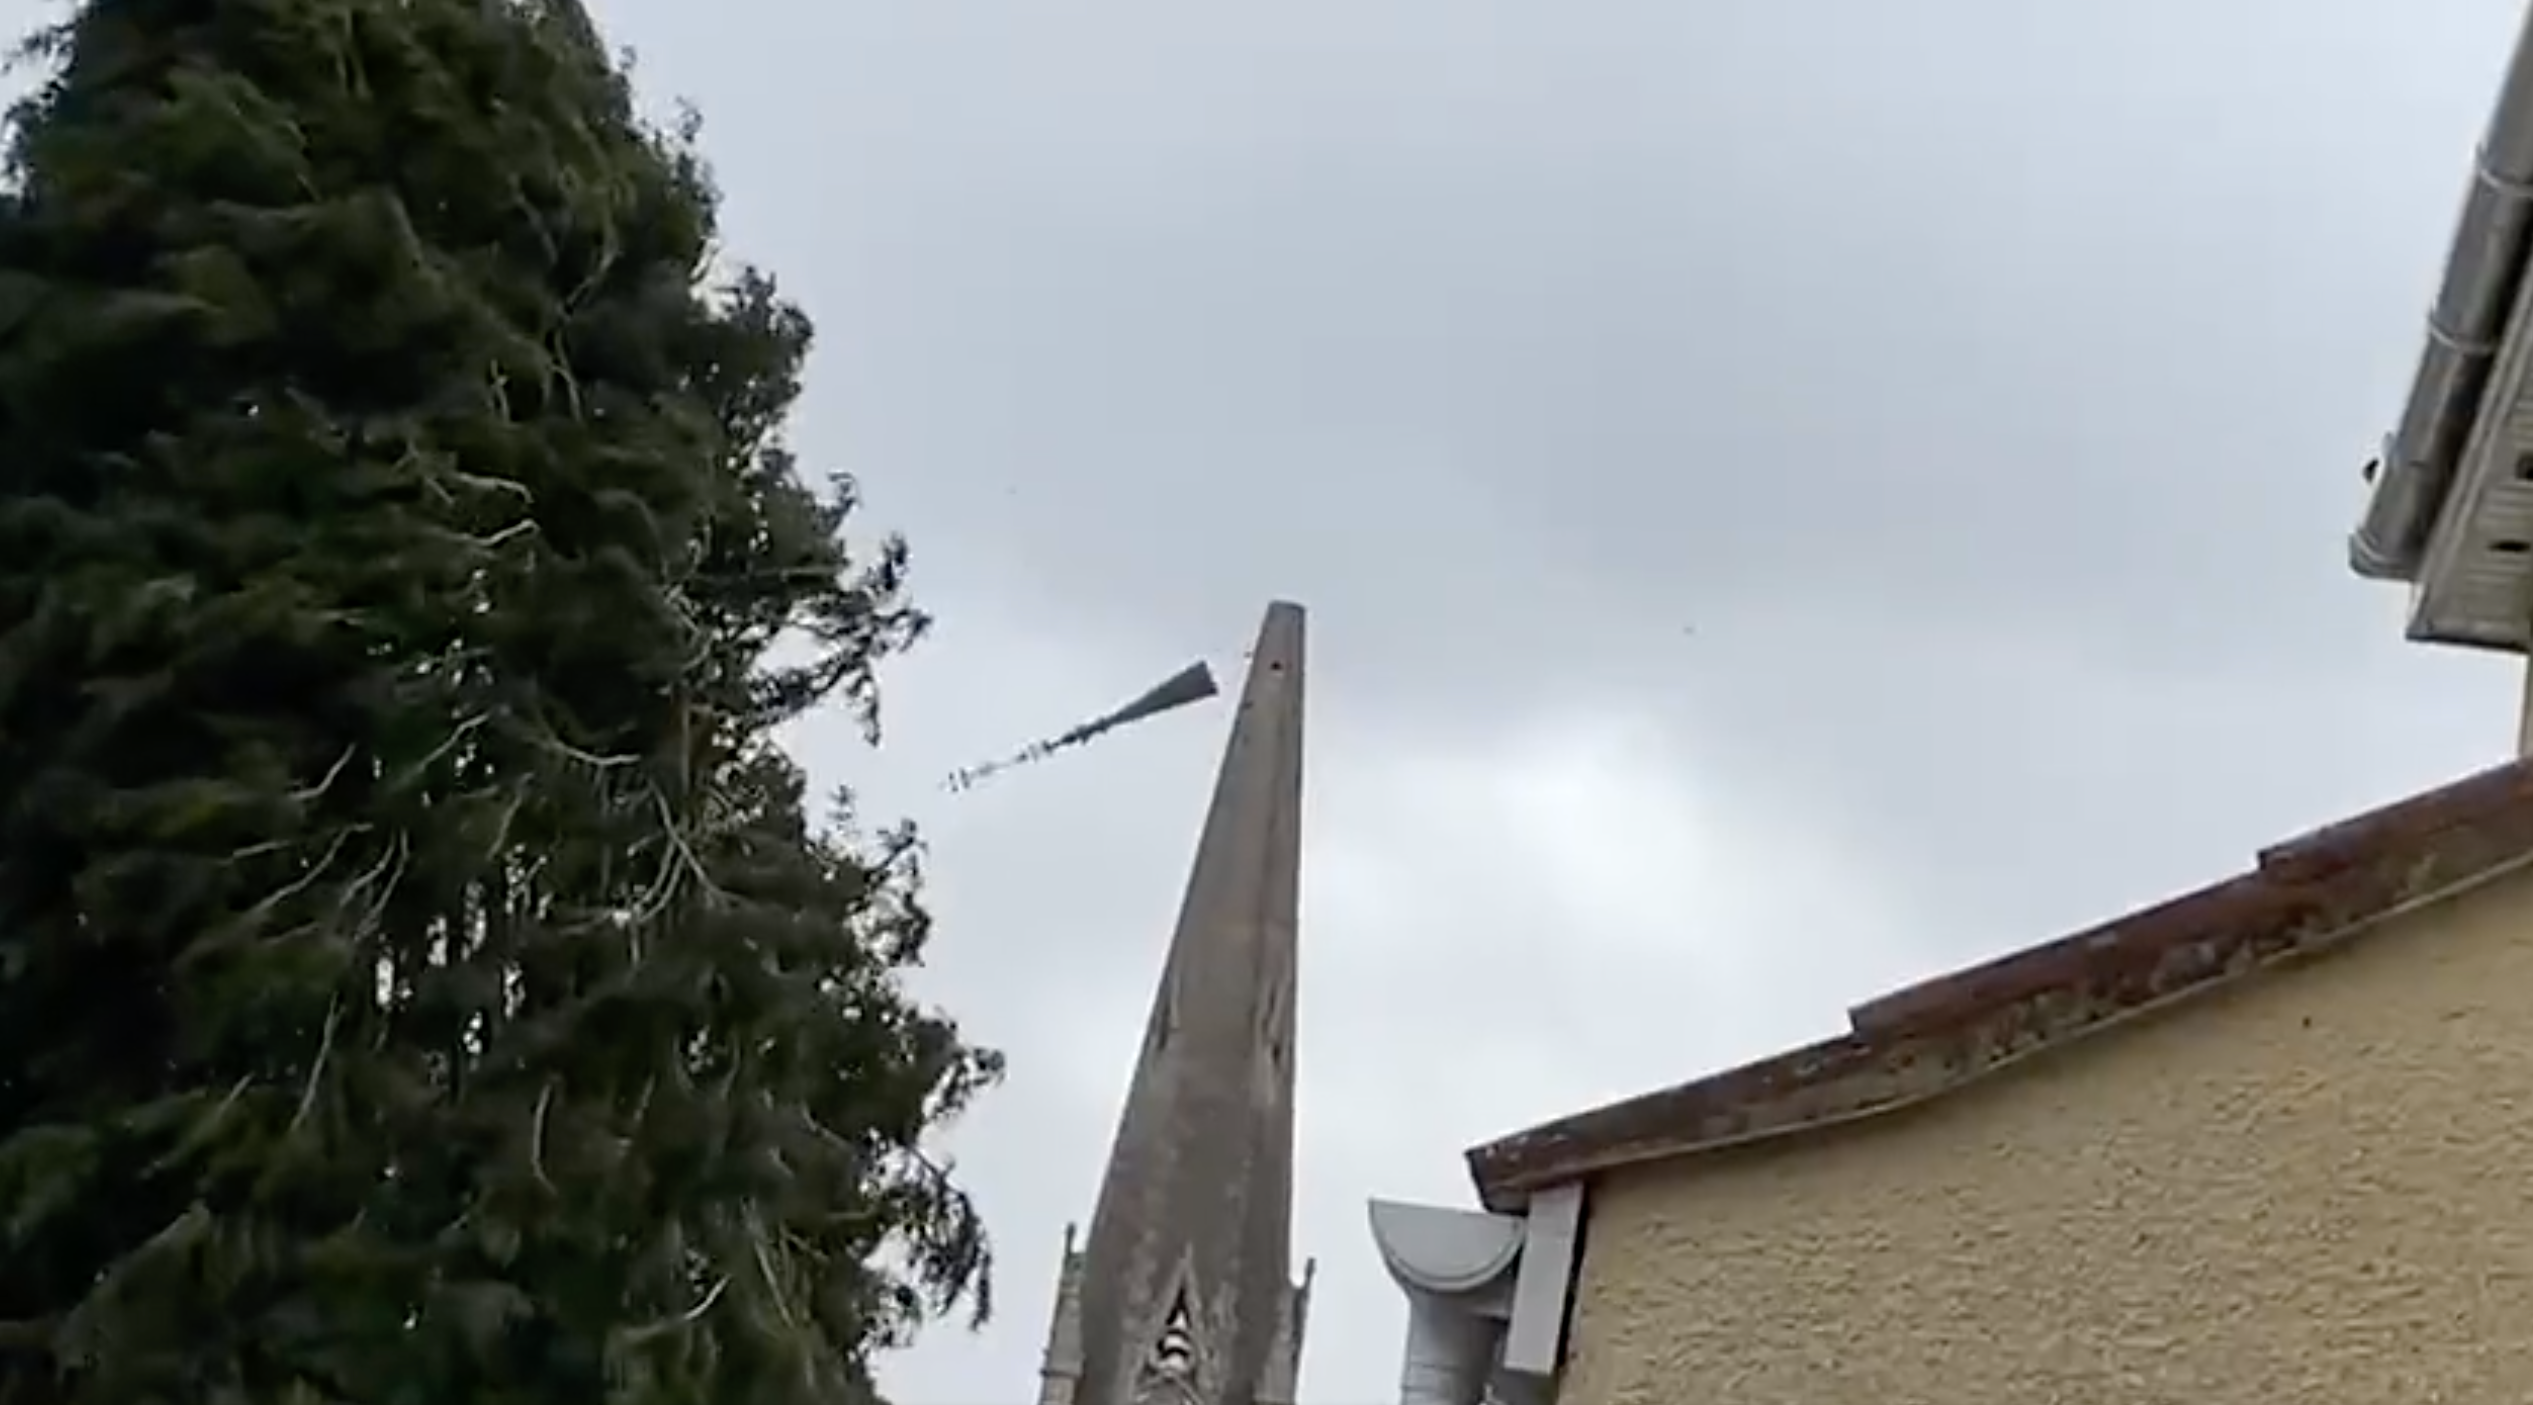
[12,0,2531,1398]
[596,2,2529,1401]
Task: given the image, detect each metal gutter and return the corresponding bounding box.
[2403,220,2533,646]
[2353,4,2533,580]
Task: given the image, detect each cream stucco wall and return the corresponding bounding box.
[1562,863,2533,1405]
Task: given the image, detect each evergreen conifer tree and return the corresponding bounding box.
[0,0,995,1399]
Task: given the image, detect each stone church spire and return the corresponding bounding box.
[1037,602,1314,1405]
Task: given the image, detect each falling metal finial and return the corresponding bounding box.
[942,660,1221,794]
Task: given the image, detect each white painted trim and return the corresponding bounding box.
[1505,1185,1582,1377]
[2517,656,2533,757]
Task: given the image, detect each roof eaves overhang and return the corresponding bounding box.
[1466,756,2533,1211]
[2354,6,2533,583]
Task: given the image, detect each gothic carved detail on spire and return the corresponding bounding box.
[1133,1272,1205,1404]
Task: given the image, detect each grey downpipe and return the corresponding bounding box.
[1397,1294,1499,1405]
[2355,4,2533,579]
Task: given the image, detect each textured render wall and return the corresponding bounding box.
[1563,866,2533,1405]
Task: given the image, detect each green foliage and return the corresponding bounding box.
[0,0,998,1399]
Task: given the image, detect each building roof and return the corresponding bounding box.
[2347,6,2533,647]
[1465,754,2533,1212]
